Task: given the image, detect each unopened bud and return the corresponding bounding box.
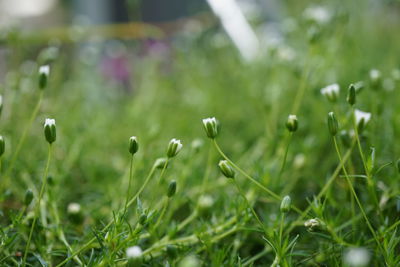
[286,115,298,132]
[347,84,356,106]
[166,138,183,158]
[38,65,50,89]
[129,136,139,155]
[280,195,291,213]
[44,118,56,144]
[154,158,168,169]
[327,112,338,136]
[218,160,235,178]
[167,180,177,198]
[202,117,218,139]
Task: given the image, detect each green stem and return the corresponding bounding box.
[212,139,303,215]
[123,155,134,216]
[333,136,385,257]
[153,198,169,230]
[22,143,52,267]
[232,179,266,233]
[351,107,382,220]
[4,91,44,188]
[278,132,293,180]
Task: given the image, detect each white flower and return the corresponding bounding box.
[369,69,381,81]
[202,117,218,138]
[44,118,56,127]
[320,83,340,102]
[303,6,332,24]
[39,65,50,76]
[343,247,370,267]
[67,203,81,214]
[126,246,143,259]
[354,109,371,126]
[167,138,183,158]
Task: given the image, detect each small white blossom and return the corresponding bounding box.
[167,138,183,158]
[39,65,50,76]
[67,203,81,214]
[126,246,143,259]
[343,247,370,267]
[354,109,371,126]
[320,83,340,101]
[44,118,56,127]
[369,69,381,81]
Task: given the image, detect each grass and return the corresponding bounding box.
[1,1,400,266]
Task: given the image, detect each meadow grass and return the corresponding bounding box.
[1,1,400,266]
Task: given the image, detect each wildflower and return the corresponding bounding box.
[286,114,298,132]
[369,69,381,89]
[347,84,356,106]
[327,112,338,136]
[154,157,168,169]
[24,189,34,206]
[321,83,340,102]
[202,117,218,139]
[304,218,325,231]
[44,118,56,144]
[39,65,50,89]
[280,195,291,213]
[303,5,332,24]
[67,203,81,214]
[167,180,177,198]
[0,135,4,157]
[166,138,183,158]
[354,109,371,133]
[126,245,143,259]
[343,247,370,267]
[129,136,139,155]
[218,160,235,178]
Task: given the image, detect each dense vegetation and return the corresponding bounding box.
[1,1,400,266]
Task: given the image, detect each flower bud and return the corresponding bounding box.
[154,157,168,169]
[320,83,340,102]
[218,160,235,178]
[129,136,139,155]
[0,135,5,157]
[280,195,291,213]
[24,189,34,206]
[354,109,371,133]
[286,115,298,132]
[38,65,50,89]
[202,117,218,139]
[369,69,381,89]
[44,118,56,144]
[167,180,177,198]
[327,112,338,136]
[166,138,183,158]
[304,218,325,232]
[347,84,356,106]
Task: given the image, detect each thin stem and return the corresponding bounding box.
[278,132,293,180]
[4,91,44,187]
[279,213,285,250]
[212,139,303,215]
[123,155,134,215]
[158,158,169,184]
[351,107,382,220]
[232,179,266,233]
[153,198,169,230]
[22,143,52,267]
[333,136,385,257]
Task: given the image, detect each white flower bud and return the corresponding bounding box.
[39,65,50,89]
[166,138,183,158]
[44,118,56,144]
[320,83,340,102]
[286,114,298,132]
[202,117,218,139]
[354,109,371,133]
